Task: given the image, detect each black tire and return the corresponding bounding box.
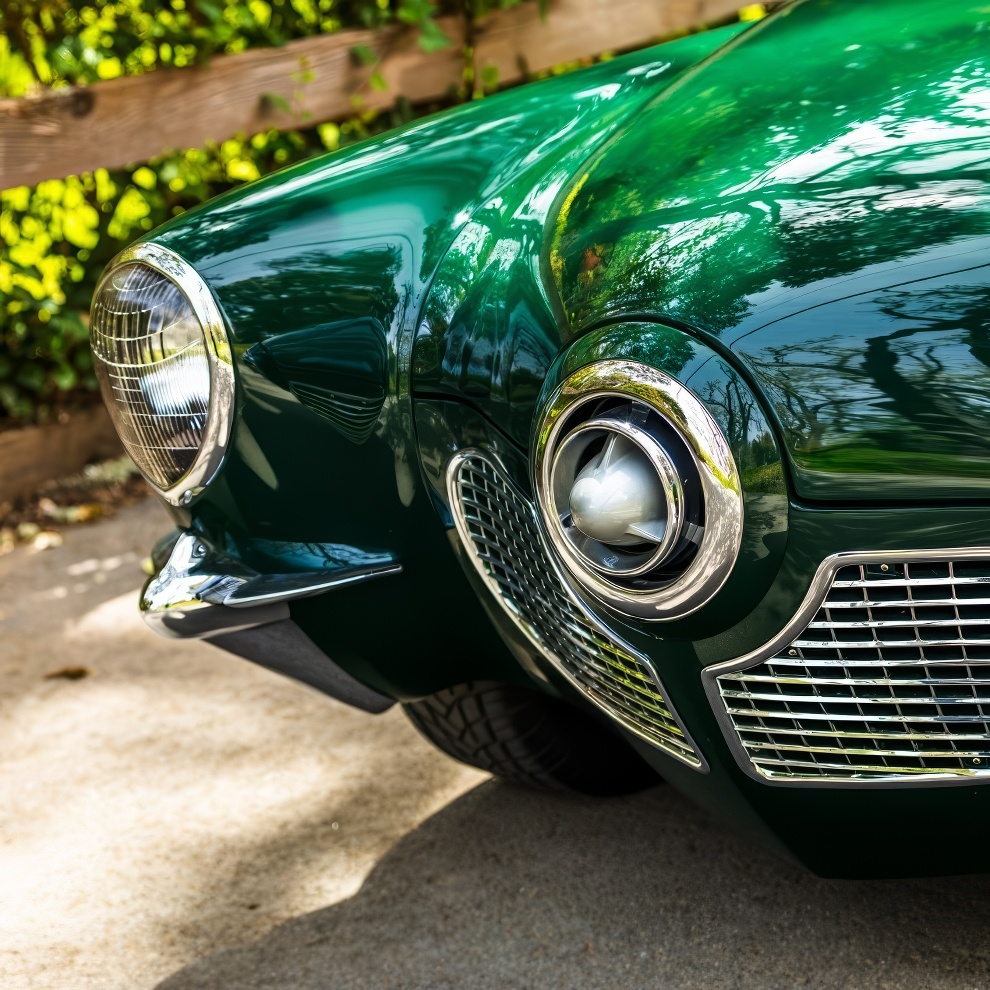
[403,681,661,795]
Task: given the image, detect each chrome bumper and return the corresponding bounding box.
[141,530,399,712]
[141,531,401,638]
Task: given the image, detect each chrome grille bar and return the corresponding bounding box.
[705,551,990,785]
[448,450,705,769]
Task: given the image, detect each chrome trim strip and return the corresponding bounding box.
[95,242,235,506]
[532,360,744,621]
[702,547,990,789]
[447,448,708,771]
[142,531,402,639]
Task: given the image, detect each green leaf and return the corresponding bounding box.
[418,19,452,53]
[398,0,436,26]
[369,70,387,92]
[52,365,78,391]
[351,43,377,67]
[260,91,292,114]
[196,0,224,24]
[0,384,19,414]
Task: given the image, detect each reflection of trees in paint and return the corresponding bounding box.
[743,280,990,481]
[698,369,784,496]
[414,202,560,440]
[552,0,990,335]
[220,244,404,343]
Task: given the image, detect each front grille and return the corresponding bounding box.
[713,556,990,783]
[449,451,704,769]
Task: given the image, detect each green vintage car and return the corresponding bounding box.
[90,0,990,877]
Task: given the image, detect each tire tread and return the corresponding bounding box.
[403,681,659,795]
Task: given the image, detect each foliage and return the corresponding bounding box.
[0,103,434,421]
[4,0,454,96]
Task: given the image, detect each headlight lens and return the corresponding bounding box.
[90,247,233,500]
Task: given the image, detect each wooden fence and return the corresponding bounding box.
[0,0,741,190]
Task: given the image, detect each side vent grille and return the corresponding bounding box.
[449,450,705,770]
[290,383,383,443]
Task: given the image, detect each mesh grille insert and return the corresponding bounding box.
[715,557,990,783]
[450,451,703,769]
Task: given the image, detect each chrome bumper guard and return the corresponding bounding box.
[142,530,400,713]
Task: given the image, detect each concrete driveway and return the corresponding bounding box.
[3,497,990,990]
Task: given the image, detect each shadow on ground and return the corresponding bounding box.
[7,499,990,989]
[157,780,990,990]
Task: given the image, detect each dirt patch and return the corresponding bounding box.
[0,456,150,556]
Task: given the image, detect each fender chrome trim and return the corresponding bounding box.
[141,530,402,639]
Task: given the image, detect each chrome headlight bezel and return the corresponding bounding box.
[92,242,234,506]
[533,360,744,621]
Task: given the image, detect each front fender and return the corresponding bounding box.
[130,26,751,697]
[148,23,749,541]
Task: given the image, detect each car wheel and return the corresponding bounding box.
[403,681,662,795]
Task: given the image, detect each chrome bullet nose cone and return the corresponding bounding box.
[569,440,665,545]
[534,360,744,620]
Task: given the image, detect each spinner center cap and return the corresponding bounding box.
[568,437,667,545]
[548,418,686,579]
[533,360,744,620]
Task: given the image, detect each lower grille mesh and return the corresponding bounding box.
[715,557,990,782]
[450,451,703,768]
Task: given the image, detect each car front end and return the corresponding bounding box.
[91,0,990,877]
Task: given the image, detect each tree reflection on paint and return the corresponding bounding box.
[551,0,990,337]
[741,276,990,496]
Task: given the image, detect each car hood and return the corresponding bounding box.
[549,0,990,341]
[422,0,990,502]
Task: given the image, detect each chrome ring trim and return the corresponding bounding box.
[447,448,708,771]
[549,416,685,578]
[533,360,743,621]
[95,242,235,506]
[703,546,990,789]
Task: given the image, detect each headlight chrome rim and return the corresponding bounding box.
[92,242,234,506]
[533,360,744,621]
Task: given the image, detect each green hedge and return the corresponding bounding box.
[0,113,420,423]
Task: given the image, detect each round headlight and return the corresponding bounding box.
[533,360,743,621]
[90,244,233,503]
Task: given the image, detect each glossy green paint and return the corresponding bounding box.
[737,265,990,500]
[145,25,748,699]
[415,384,990,878]
[129,1,990,877]
[548,0,990,500]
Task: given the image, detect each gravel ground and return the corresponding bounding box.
[3,497,990,990]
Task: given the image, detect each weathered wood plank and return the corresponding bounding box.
[0,405,123,505]
[0,0,740,189]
